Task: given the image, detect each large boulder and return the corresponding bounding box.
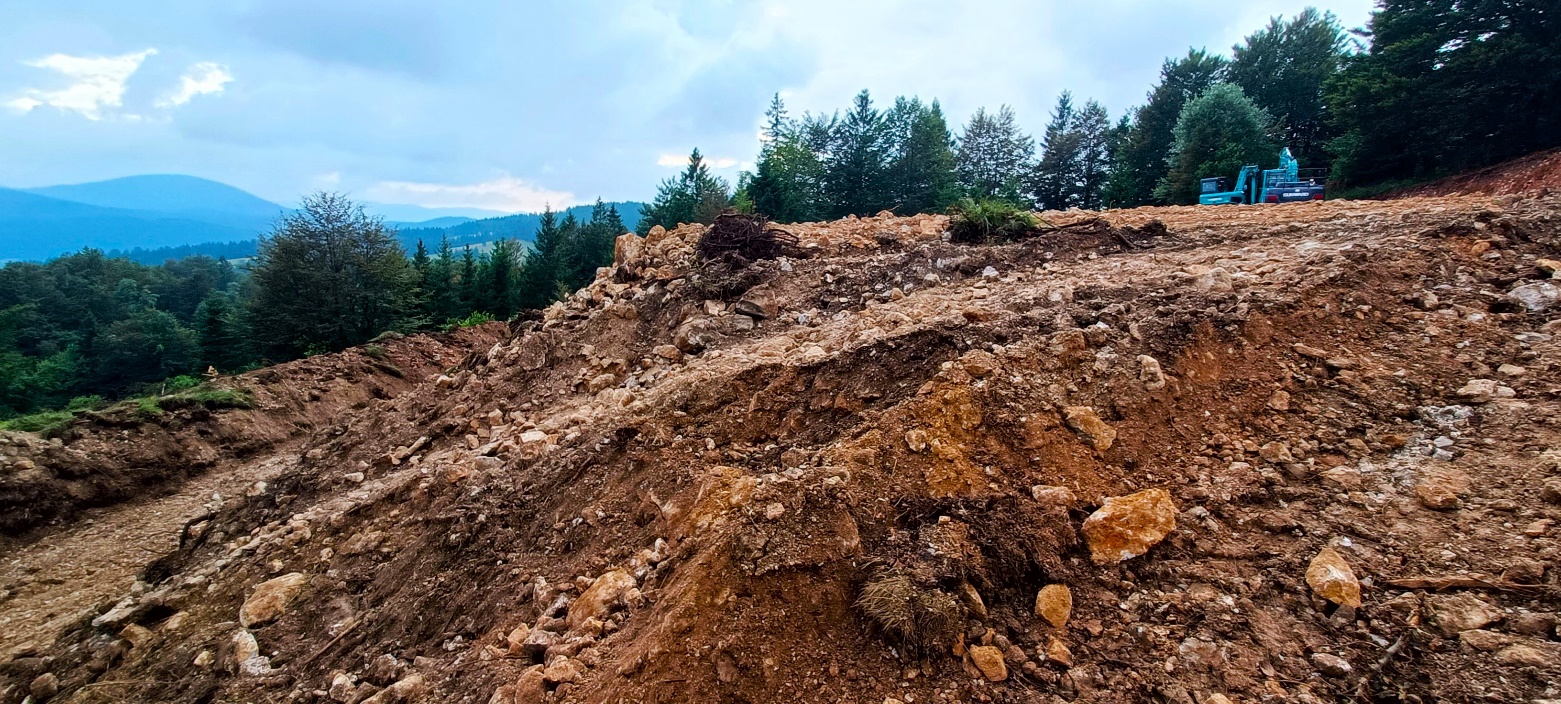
[567,569,637,630]
[239,572,310,628]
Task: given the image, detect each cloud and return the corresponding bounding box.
[7,49,157,120]
[156,62,233,107]
[364,175,574,212]
[657,153,740,169]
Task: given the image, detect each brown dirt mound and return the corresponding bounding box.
[1383,148,1561,198]
[3,200,1561,704]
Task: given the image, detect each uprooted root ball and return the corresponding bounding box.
[696,211,800,263]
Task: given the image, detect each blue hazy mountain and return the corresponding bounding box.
[366,202,509,223]
[0,187,258,262]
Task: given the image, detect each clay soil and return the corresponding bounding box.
[2,193,1559,704]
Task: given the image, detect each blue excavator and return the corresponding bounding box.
[1198,148,1327,205]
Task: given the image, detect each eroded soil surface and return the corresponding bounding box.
[2,195,1559,704]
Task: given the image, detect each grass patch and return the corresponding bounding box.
[0,410,77,437]
[947,197,1039,244]
[443,311,495,331]
[155,386,256,412]
[362,344,388,360]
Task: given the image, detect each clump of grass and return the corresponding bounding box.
[0,410,77,437]
[947,197,1039,244]
[370,330,405,343]
[856,571,962,653]
[157,386,256,411]
[443,311,495,331]
[362,343,388,360]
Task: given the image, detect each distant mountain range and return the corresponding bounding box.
[0,174,644,263]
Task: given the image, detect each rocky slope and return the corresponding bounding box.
[3,195,1560,704]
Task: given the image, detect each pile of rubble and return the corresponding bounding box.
[2,194,1560,704]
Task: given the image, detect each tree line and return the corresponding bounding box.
[636,1,1557,229]
[0,193,627,418]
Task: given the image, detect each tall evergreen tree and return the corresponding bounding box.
[516,207,564,310]
[195,292,246,372]
[248,192,417,357]
[1326,0,1560,188]
[1031,92,1081,210]
[822,90,891,217]
[1228,8,1348,168]
[884,98,959,214]
[1073,101,1115,210]
[637,150,731,234]
[748,95,828,223]
[427,237,458,323]
[484,239,519,318]
[1103,49,1228,207]
[1155,83,1276,204]
[955,105,1034,201]
[458,247,480,313]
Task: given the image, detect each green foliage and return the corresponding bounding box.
[822,90,893,217]
[164,375,202,392]
[1104,49,1229,207]
[1155,83,1277,205]
[636,149,732,234]
[947,198,1039,244]
[444,310,496,331]
[1228,8,1348,168]
[1325,0,1560,187]
[362,343,388,360]
[0,410,76,436]
[955,105,1033,201]
[157,385,255,411]
[248,192,418,358]
[1031,95,1121,210]
[885,97,960,215]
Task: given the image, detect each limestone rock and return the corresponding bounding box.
[506,624,531,656]
[567,569,636,629]
[1428,593,1503,637]
[1267,390,1291,412]
[904,429,929,454]
[1081,489,1176,564]
[1304,547,1362,608]
[30,673,59,700]
[1062,406,1116,451]
[361,673,427,704]
[1507,281,1559,312]
[1030,484,1076,509]
[1044,638,1073,667]
[1495,642,1561,667]
[1137,355,1167,390]
[1034,584,1072,629]
[613,233,644,268]
[1415,467,1470,510]
[958,581,988,620]
[1311,653,1352,678]
[239,572,309,628]
[1258,441,1294,463]
[1456,378,1514,403]
[968,645,1008,682]
[1194,267,1233,293]
[544,656,587,685]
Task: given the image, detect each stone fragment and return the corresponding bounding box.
[1458,629,1509,651]
[1495,642,1561,667]
[1194,267,1233,293]
[543,657,587,685]
[1507,281,1559,312]
[958,581,988,620]
[1537,258,1560,275]
[1081,489,1176,564]
[30,673,59,700]
[1310,653,1352,678]
[239,572,309,628]
[119,623,153,649]
[1456,378,1513,403]
[518,628,558,662]
[1292,343,1329,360]
[968,645,1008,681]
[1044,638,1072,667]
[1030,484,1076,508]
[653,344,683,361]
[1267,390,1291,412]
[1305,547,1362,608]
[329,673,359,702]
[1034,584,1072,629]
[361,674,427,704]
[1062,406,1116,451]
[506,625,531,656]
[1258,441,1294,463]
[1428,593,1503,637]
[567,569,636,629]
[904,429,929,454]
[613,233,644,267]
[1415,467,1470,510]
[1137,355,1166,390]
[1496,363,1526,377]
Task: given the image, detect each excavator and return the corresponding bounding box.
[1198,148,1327,205]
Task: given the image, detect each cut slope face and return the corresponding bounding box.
[4,196,1561,704]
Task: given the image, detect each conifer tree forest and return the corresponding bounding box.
[3,1,1556,421]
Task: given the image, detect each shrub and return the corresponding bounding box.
[362,344,388,360]
[65,395,105,412]
[444,311,496,331]
[947,197,1039,244]
[164,375,203,392]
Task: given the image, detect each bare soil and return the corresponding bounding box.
[2,194,1559,704]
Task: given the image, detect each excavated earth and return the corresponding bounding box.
[2,195,1560,704]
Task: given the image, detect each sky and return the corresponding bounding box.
[0,0,1377,212]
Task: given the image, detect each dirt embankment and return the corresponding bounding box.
[1382,148,1561,199]
[0,325,504,536]
[3,195,1560,704]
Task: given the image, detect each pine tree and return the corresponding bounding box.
[1032,92,1081,210]
[485,239,519,318]
[427,237,458,323]
[195,292,246,372]
[458,246,480,312]
[1073,101,1115,210]
[955,105,1034,202]
[1103,49,1228,207]
[822,90,891,217]
[885,98,959,214]
[637,150,731,234]
[1155,83,1276,204]
[248,192,417,357]
[748,95,827,223]
[516,207,564,310]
